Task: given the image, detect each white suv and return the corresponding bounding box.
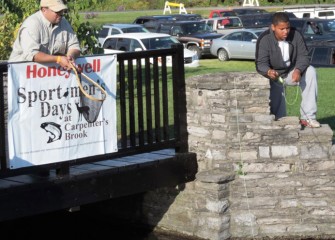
[102,32,199,67]
[98,24,150,46]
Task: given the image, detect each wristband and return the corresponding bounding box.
[56,56,61,64]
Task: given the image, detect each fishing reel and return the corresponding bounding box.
[278,76,284,84]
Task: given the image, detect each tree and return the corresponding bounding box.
[0,0,102,60]
[65,0,103,55]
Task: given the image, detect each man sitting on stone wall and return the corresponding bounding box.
[255,12,320,128]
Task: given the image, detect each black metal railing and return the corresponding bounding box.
[0,44,188,177]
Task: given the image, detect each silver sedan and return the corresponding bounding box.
[210,29,265,61]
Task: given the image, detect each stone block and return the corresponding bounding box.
[287,224,318,233]
[187,126,211,137]
[228,150,258,161]
[205,199,229,213]
[196,169,235,184]
[299,124,333,143]
[242,162,291,173]
[300,144,329,160]
[261,225,288,234]
[232,212,257,226]
[259,146,270,158]
[271,145,299,158]
[212,129,227,139]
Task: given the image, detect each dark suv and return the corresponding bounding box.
[307,40,335,67]
[290,18,335,42]
[238,13,273,28]
[155,20,223,59]
[133,14,203,32]
[133,15,175,32]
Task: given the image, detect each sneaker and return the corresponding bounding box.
[300,119,321,128]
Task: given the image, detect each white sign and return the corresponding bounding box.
[8,55,118,169]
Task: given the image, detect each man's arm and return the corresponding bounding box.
[67,49,81,60]
[255,32,271,77]
[33,51,77,70]
[33,52,59,63]
[293,29,310,74]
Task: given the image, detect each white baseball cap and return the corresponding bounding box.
[40,0,68,12]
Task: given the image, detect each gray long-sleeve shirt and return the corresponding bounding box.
[255,27,310,78]
[9,10,80,62]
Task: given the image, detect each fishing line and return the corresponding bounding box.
[277,76,300,106]
[233,77,256,239]
[275,76,321,129]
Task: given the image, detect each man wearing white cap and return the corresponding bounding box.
[9,0,80,70]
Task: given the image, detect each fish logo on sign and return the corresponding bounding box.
[40,122,62,143]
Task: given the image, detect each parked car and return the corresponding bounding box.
[276,11,298,19]
[133,15,175,32]
[238,13,273,28]
[155,20,223,59]
[307,40,335,67]
[210,28,265,61]
[231,8,268,15]
[202,16,244,34]
[209,8,268,18]
[284,6,335,19]
[209,9,237,18]
[236,12,295,30]
[290,18,335,42]
[167,13,203,20]
[102,32,199,67]
[133,14,204,32]
[98,23,150,46]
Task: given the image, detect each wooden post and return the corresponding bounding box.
[172,44,188,153]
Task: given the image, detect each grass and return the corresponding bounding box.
[83,9,233,26]
[184,58,256,78]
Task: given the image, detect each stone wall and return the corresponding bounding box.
[138,72,335,240]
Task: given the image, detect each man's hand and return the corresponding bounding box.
[292,68,301,83]
[267,69,279,80]
[57,55,75,71]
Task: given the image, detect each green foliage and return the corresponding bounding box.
[70,0,99,10]
[236,162,246,176]
[0,0,39,60]
[84,0,152,11]
[0,12,20,60]
[145,0,166,9]
[0,0,102,60]
[66,1,103,55]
